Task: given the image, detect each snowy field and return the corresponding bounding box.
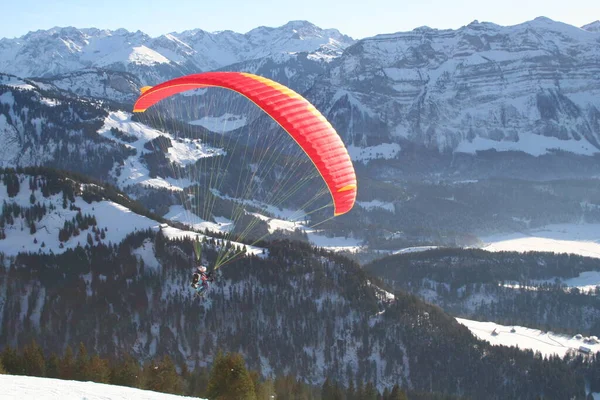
[1,375,203,400]
[480,223,600,259]
[456,318,600,359]
[189,113,247,133]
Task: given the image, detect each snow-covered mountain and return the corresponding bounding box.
[582,20,600,32]
[307,16,600,157]
[35,69,143,103]
[3,17,599,161]
[0,21,355,85]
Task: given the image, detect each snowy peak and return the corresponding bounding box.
[0,26,171,82]
[582,20,600,32]
[0,21,355,82]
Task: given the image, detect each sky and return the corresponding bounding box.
[1,0,598,39]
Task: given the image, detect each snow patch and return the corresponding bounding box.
[357,200,395,213]
[455,132,600,157]
[481,223,600,259]
[457,317,600,358]
[189,114,247,133]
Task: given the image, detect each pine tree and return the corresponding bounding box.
[87,354,110,383]
[22,340,45,377]
[187,366,210,398]
[110,355,140,388]
[206,351,257,400]
[250,370,275,400]
[364,382,378,400]
[143,356,181,394]
[45,353,60,379]
[59,346,75,380]
[390,384,408,400]
[1,346,22,374]
[321,377,334,399]
[347,379,356,400]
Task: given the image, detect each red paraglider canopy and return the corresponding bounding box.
[134,72,357,216]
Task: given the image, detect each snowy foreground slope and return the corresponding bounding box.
[457,318,600,358]
[1,375,203,400]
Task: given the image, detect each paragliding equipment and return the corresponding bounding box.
[133,72,357,271]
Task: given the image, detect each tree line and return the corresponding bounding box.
[0,340,461,400]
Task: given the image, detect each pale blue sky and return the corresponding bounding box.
[1,0,598,39]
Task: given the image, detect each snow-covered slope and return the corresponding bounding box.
[0,172,266,257]
[457,317,600,358]
[308,17,600,158]
[98,110,224,190]
[582,21,600,32]
[1,375,203,400]
[0,22,354,84]
[480,223,600,259]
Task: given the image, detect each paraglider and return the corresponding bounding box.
[191,265,214,298]
[133,72,357,299]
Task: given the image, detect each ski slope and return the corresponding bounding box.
[1,374,204,400]
[456,318,600,358]
[480,223,600,259]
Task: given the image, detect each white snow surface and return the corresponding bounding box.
[456,317,600,358]
[1,374,204,400]
[165,206,234,234]
[455,133,600,156]
[0,75,36,90]
[480,223,600,259]
[189,114,247,133]
[356,200,395,213]
[392,246,439,255]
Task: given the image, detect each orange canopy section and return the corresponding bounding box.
[133,72,357,216]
